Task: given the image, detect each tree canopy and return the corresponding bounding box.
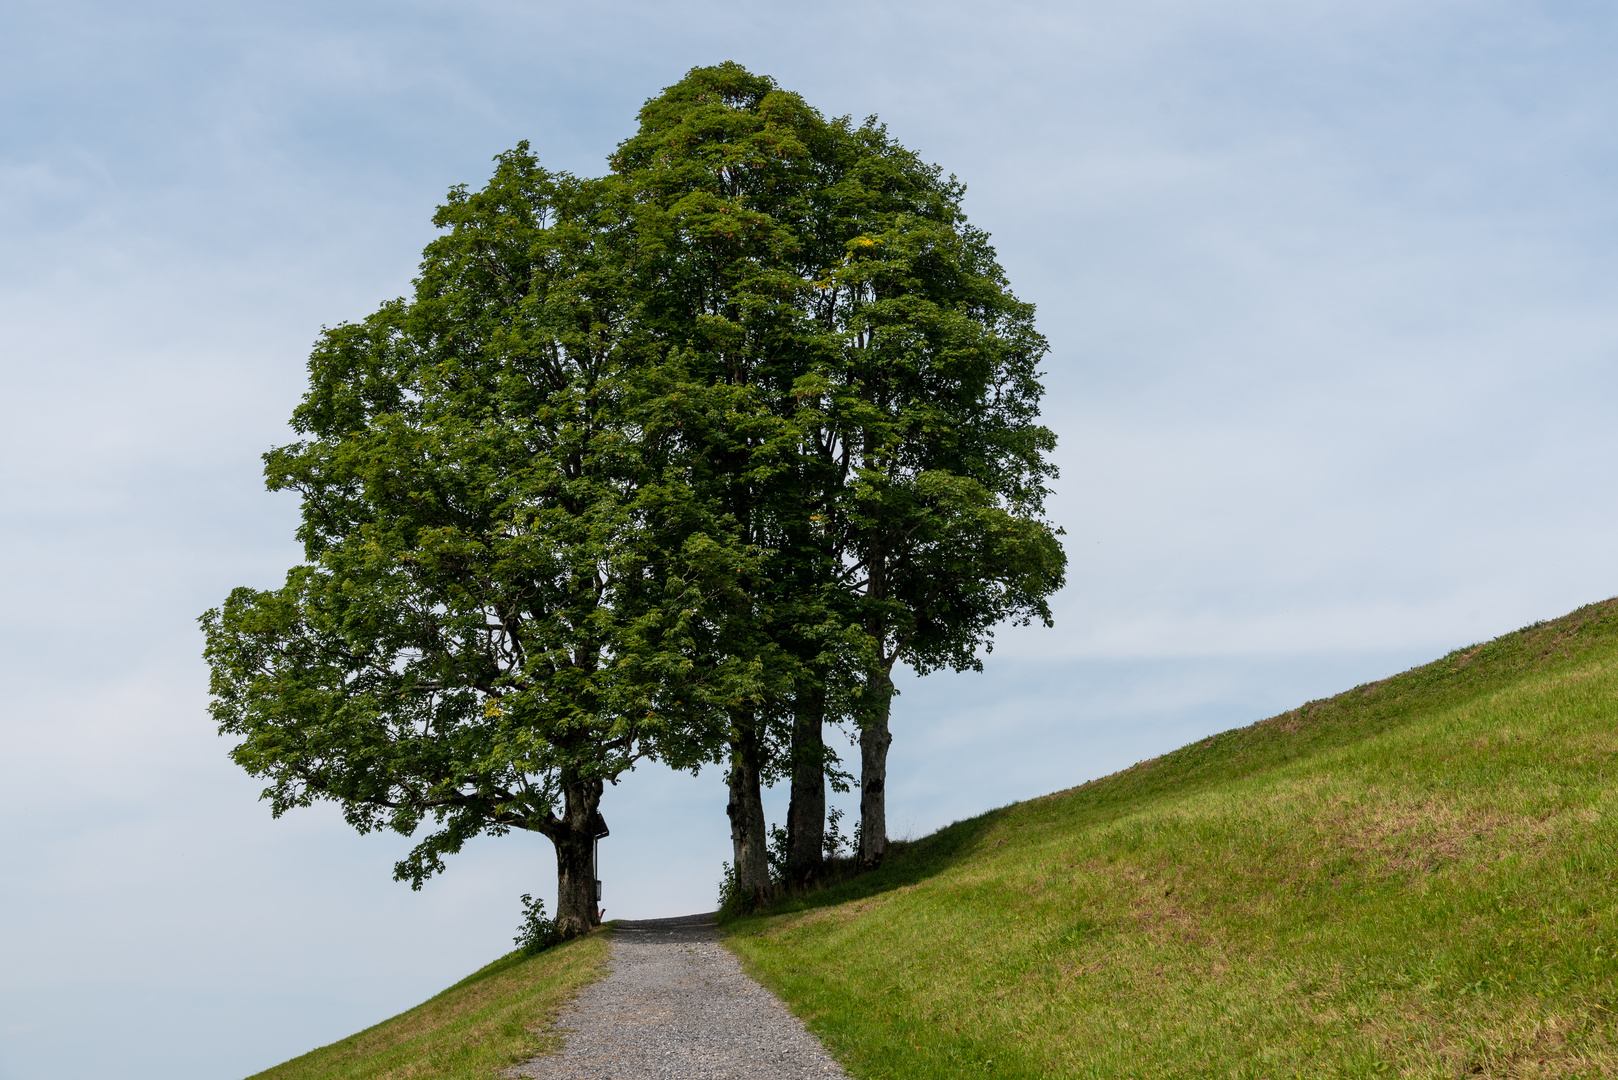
[202,61,1065,931]
[609,63,1066,883]
[201,152,768,934]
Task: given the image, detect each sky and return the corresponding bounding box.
[2,0,1616,1076]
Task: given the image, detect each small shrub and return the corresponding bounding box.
[767,822,790,884]
[823,806,853,860]
[717,860,750,918]
[514,893,562,955]
[765,810,857,883]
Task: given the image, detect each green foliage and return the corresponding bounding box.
[514,893,562,956]
[609,62,1067,874]
[716,859,751,919]
[725,599,1618,1078]
[200,142,765,918]
[204,60,1065,923]
[822,806,853,860]
[767,822,791,884]
[659,60,1068,676]
[768,808,858,880]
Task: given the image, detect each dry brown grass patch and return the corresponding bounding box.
[1365,997,1618,1079]
[1307,793,1514,874]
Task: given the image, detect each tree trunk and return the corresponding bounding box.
[726,721,771,907]
[785,682,826,885]
[552,774,603,938]
[858,667,894,871]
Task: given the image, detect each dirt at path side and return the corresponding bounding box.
[506,913,849,1080]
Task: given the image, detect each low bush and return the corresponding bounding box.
[514,893,562,956]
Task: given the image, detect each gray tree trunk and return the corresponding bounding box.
[553,774,603,938]
[726,723,771,906]
[858,669,894,871]
[785,684,826,884]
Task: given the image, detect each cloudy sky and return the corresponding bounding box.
[3,1,1616,1077]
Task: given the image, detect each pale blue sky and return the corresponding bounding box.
[3,2,1617,1077]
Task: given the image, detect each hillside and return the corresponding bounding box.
[248,599,1618,1079]
[246,932,608,1080]
[726,599,1618,1079]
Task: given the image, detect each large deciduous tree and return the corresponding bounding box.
[612,63,1066,882]
[200,148,754,936]
[814,127,1068,870]
[206,64,1066,928]
[609,65,854,904]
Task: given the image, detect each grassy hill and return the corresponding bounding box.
[250,598,1618,1079]
[245,931,608,1080]
[726,598,1618,1079]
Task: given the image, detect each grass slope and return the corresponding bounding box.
[726,599,1618,1079]
[247,930,609,1080]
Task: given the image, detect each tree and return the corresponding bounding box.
[200,148,756,935]
[811,126,1068,869]
[206,65,1067,930]
[610,63,1066,880]
[609,64,871,902]
[608,61,854,906]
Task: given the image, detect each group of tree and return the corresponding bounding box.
[200,63,1066,938]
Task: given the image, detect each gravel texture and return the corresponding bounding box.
[507,913,849,1079]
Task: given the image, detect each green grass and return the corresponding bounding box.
[247,930,609,1080]
[724,598,1618,1079]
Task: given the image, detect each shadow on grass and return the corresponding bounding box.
[726,598,1618,931]
[723,810,1005,927]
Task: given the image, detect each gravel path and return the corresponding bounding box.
[507,912,849,1079]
